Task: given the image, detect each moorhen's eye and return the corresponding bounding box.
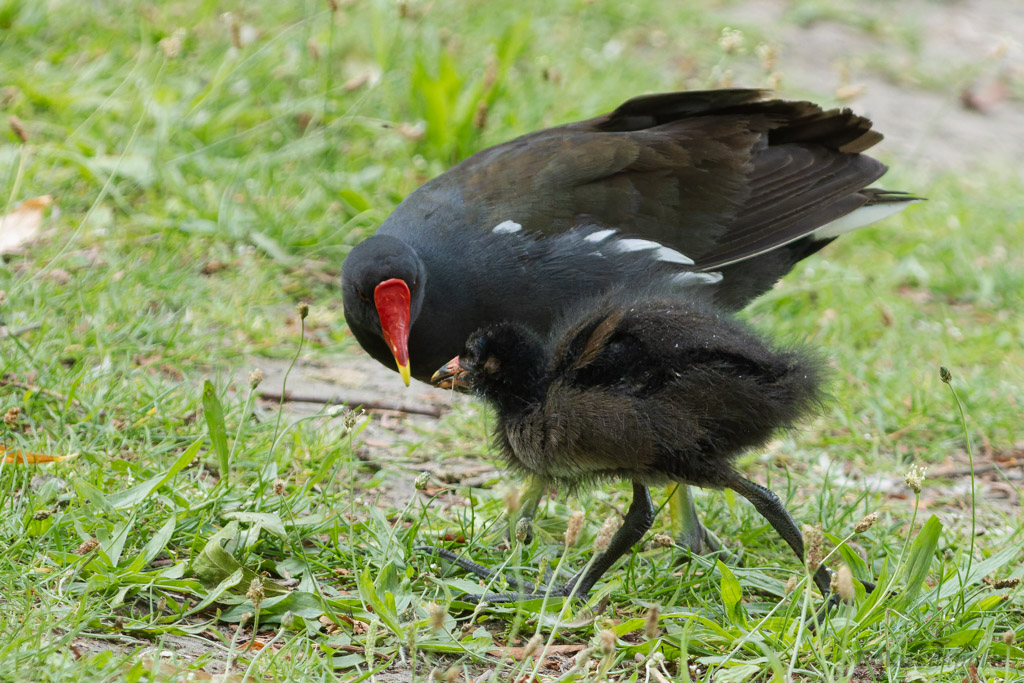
[357,287,370,303]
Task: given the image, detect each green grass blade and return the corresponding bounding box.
[202,380,230,478]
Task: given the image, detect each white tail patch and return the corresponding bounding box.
[584,228,617,243]
[812,202,913,240]
[492,220,522,234]
[671,271,723,285]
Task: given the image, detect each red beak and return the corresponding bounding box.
[374,278,412,386]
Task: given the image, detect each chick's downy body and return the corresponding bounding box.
[479,297,822,492]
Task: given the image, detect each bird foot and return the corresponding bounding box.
[416,545,576,603]
[674,524,739,565]
[809,575,880,628]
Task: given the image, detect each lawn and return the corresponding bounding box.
[1,0,1023,681]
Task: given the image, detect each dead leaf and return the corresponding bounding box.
[1,444,79,464]
[961,80,1010,113]
[962,662,982,683]
[0,195,53,254]
[835,83,867,101]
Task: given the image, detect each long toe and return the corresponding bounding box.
[674,524,738,565]
[415,544,542,594]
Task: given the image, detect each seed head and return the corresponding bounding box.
[593,515,621,553]
[651,533,674,548]
[273,478,286,496]
[564,510,584,547]
[802,523,824,572]
[854,512,879,534]
[503,487,520,513]
[8,115,27,143]
[904,465,927,494]
[75,538,100,555]
[940,366,952,384]
[296,302,309,320]
[785,576,799,595]
[993,577,1022,590]
[598,629,616,655]
[522,633,543,658]
[836,564,856,603]
[514,518,531,543]
[1002,629,1017,645]
[718,27,745,54]
[427,602,446,630]
[414,471,430,491]
[644,604,660,639]
[4,406,21,427]
[248,368,264,389]
[246,576,265,609]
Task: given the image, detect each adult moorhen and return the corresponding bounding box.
[341,88,914,551]
[427,287,832,601]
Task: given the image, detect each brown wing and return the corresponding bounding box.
[447,89,886,266]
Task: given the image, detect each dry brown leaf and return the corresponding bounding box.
[0,195,53,254]
[1,444,79,465]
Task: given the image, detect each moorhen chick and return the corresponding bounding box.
[427,288,832,601]
[342,88,914,551]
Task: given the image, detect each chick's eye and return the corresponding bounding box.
[484,356,500,375]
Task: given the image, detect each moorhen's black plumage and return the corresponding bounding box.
[426,290,832,601]
[342,89,912,385]
[341,88,915,552]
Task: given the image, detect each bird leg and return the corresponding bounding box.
[508,476,546,544]
[724,474,834,595]
[668,484,727,558]
[418,482,656,603]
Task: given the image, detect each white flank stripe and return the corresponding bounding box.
[812,202,912,239]
[671,271,724,285]
[654,246,695,265]
[492,220,522,234]
[614,238,662,253]
[584,228,617,243]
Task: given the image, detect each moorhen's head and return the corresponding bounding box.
[341,235,427,385]
[431,322,548,411]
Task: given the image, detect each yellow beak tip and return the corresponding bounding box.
[399,363,411,387]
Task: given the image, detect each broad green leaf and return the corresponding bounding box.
[934,543,1019,602]
[357,567,404,637]
[202,381,230,476]
[108,438,202,509]
[125,514,176,573]
[717,559,745,626]
[73,476,117,517]
[899,515,941,605]
[222,511,287,539]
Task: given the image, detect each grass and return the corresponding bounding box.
[2,0,1023,681]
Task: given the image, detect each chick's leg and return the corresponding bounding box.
[724,474,832,596]
[668,484,725,556]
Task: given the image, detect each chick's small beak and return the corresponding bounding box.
[431,356,468,391]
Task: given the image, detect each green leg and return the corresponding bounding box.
[510,476,546,544]
[667,484,725,556]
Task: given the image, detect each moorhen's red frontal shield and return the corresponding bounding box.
[373,278,412,386]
